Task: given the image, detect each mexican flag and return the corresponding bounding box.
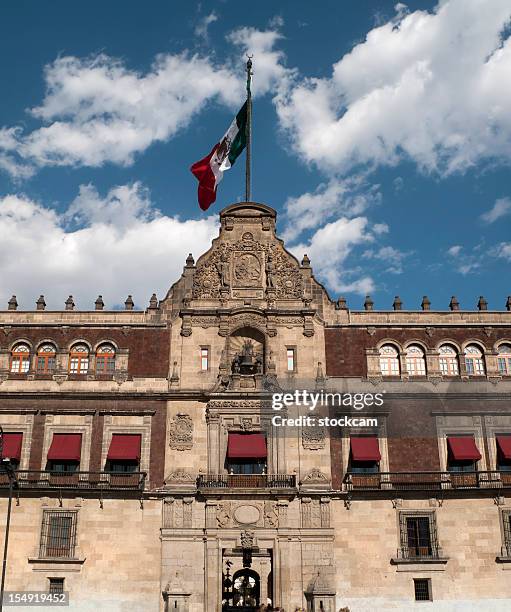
[190,101,248,211]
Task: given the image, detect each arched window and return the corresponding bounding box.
[497,344,511,376]
[96,344,116,374]
[10,343,30,373]
[36,343,57,373]
[439,345,459,376]
[405,345,426,376]
[379,344,400,376]
[464,345,485,376]
[68,344,89,374]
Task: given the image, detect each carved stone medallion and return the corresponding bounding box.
[169,414,193,451]
[302,424,326,450]
[234,504,260,525]
[233,253,262,287]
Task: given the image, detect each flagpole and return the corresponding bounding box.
[245,56,253,202]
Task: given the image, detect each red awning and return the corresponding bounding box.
[107,434,141,461]
[2,432,23,461]
[47,434,82,462]
[350,436,381,462]
[496,436,511,461]
[447,437,481,461]
[227,433,267,460]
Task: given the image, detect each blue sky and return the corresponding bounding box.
[0,0,510,310]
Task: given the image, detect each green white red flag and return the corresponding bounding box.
[190,101,248,211]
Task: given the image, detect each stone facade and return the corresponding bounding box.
[0,201,510,611]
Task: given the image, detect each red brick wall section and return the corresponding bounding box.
[325,326,510,377]
[0,326,170,378]
[29,412,46,470]
[329,425,343,490]
[89,413,104,472]
[149,402,167,488]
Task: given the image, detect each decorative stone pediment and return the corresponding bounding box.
[302,468,330,484]
[192,235,304,301]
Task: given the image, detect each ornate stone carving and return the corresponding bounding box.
[182,497,193,528]
[229,312,266,332]
[240,530,255,549]
[165,469,194,484]
[265,254,275,288]
[191,315,219,328]
[233,253,262,287]
[207,399,270,411]
[302,424,326,450]
[240,418,254,431]
[217,254,231,288]
[192,235,304,299]
[302,468,330,484]
[169,414,193,451]
[216,502,231,527]
[320,498,331,528]
[264,501,278,528]
[180,314,192,337]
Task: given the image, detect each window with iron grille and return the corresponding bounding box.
[39,511,78,559]
[501,510,511,558]
[414,578,432,601]
[48,578,64,594]
[398,511,439,559]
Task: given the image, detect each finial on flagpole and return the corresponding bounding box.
[245,55,253,202]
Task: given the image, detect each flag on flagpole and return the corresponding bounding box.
[190,101,248,211]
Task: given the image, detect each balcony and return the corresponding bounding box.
[0,470,146,491]
[197,473,296,491]
[343,471,511,492]
[391,546,448,565]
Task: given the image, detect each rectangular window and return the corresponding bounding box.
[406,517,432,557]
[96,356,115,373]
[40,511,77,559]
[498,357,511,375]
[399,511,439,560]
[11,356,30,373]
[200,347,209,371]
[286,348,295,372]
[446,436,481,473]
[414,578,432,602]
[69,357,88,374]
[108,461,138,473]
[48,462,78,473]
[48,578,64,594]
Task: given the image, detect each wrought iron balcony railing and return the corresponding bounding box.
[343,470,511,491]
[197,473,296,490]
[0,470,146,491]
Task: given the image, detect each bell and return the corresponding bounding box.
[240,352,253,367]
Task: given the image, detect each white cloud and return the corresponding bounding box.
[195,12,218,41]
[282,176,381,242]
[447,245,462,257]
[226,26,294,97]
[288,216,375,294]
[276,0,511,176]
[362,245,409,274]
[481,197,511,224]
[0,26,289,175]
[0,186,219,309]
[490,242,511,261]
[446,243,483,275]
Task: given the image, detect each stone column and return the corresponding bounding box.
[204,537,221,611]
[206,412,221,474]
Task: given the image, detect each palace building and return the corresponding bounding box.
[1,201,511,611]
